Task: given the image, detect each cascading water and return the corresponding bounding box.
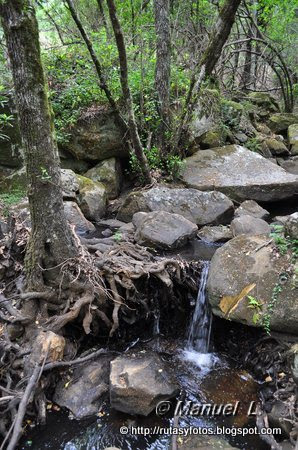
[183,261,218,371]
[187,261,211,353]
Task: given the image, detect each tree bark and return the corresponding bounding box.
[173,0,242,152]
[242,37,252,91]
[106,0,152,184]
[0,0,78,290]
[96,0,110,39]
[154,0,171,154]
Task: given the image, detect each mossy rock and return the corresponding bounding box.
[248,92,279,113]
[220,99,243,128]
[84,158,122,199]
[268,113,298,133]
[198,125,227,148]
[77,175,107,221]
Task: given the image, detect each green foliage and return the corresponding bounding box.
[0,189,26,216]
[113,231,122,242]
[0,86,14,142]
[166,155,186,180]
[246,137,261,153]
[247,295,262,325]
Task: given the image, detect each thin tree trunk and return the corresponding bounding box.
[242,37,252,91]
[173,0,241,152]
[106,0,152,184]
[0,0,78,290]
[65,0,126,132]
[154,0,171,154]
[96,0,111,40]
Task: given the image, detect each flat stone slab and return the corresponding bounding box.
[180,145,298,202]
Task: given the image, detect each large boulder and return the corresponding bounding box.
[263,137,289,156]
[118,185,234,225]
[133,211,198,249]
[207,235,298,334]
[180,145,298,202]
[234,200,269,220]
[268,113,298,133]
[53,356,110,418]
[288,124,298,155]
[63,201,95,234]
[196,125,227,149]
[110,353,179,416]
[230,215,270,236]
[62,110,127,162]
[84,158,122,199]
[77,175,107,222]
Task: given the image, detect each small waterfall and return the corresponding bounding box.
[187,261,212,353]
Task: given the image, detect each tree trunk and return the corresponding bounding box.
[65,0,126,132]
[0,0,78,290]
[96,0,110,39]
[173,0,241,152]
[154,0,171,154]
[106,0,152,184]
[242,37,252,91]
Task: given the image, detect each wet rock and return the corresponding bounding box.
[53,356,110,419]
[134,211,198,249]
[231,215,270,236]
[235,200,269,220]
[264,138,289,156]
[284,212,298,239]
[268,113,298,133]
[77,175,107,222]
[118,185,234,225]
[180,145,298,202]
[207,235,298,334]
[277,157,298,175]
[110,353,179,416]
[288,123,298,155]
[85,157,122,199]
[197,225,232,243]
[177,435,237,449]
[61,169,79,199]
[64,201,95,234]
[6,323,24,340]
[62,110,127,162]
[98,219,127,230]
[268,400,293,437]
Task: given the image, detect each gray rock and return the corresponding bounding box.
[234,200,269,220]
[85,157,122,199]
[62,110,127,162]
[64,201,95,234]
[60,169,79,199]
[110,353,179,416]
[268,400,293,437]
[290,345,298,385]
[278,157,298,175]
[180,145,298,202]
[197,225,232,243]
[234,132,248,144]
[207,235,298,334]
[288,123,298,155]
[272,215,290,226]
[284,212,298,239]
[77,175,107,222]
[118,185,234,225]
[268,113,298,133]
[248,92,279,113]
[231,215,270,236]
[98,219,127,230]
[134,211,198,249]
[53,357,110,418]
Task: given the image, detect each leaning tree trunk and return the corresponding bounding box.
[0,0,78,290]
[173,0,242,151]
[106,0,153,184]
[154,0,171,154]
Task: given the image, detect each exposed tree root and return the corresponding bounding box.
[0,216,198,449]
